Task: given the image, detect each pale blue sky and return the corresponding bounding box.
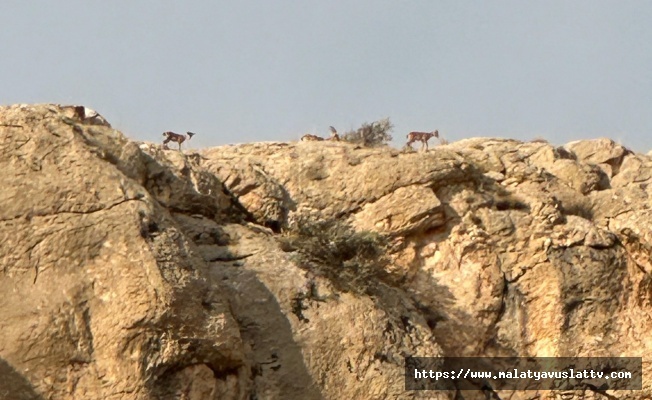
[2,1,651,152]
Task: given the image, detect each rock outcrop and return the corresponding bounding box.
[1,104,651,399]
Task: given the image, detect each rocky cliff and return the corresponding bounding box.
[1,104,650,399]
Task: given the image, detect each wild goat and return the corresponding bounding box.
[301,126,340,142]
[62,105,111,127]
[163,131,196,150]
[301,134,324,142]
[406,130,439,151]
[328,126,340,141]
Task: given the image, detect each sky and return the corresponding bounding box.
[1,1,651,152]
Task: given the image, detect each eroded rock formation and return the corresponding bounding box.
[1,104,650,399]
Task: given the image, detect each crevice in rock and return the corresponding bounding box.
[207,253,255,262]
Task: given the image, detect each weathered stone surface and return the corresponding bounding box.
[565,138,630,177]
[350,185,445,236]
[1,104,246,399]
[2,104,652,399]
[612,153,652,187]
[202,141,473,232]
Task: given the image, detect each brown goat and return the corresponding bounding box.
[62,105,111,127]
[327,126,340,141]
[301,126,341,142]
[163,131,196,150]
[406,130,439,151]
[300,134,325,142]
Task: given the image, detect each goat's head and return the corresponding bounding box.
[187,132,196,139]
[431,130,439,139]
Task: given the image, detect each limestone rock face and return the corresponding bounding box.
[1,104,652,399]
[201,142,471,233]
[0,104,246,399]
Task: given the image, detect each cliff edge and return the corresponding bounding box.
[1,104,650,399]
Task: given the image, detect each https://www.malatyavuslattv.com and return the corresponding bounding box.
[405,357,642,391]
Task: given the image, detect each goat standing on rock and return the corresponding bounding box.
[406,130,439,151]
[162,131,196,151]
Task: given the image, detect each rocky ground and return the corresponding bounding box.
[1,104,651,399]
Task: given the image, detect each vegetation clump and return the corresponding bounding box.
[342,118,394,147]
[280,218,390,295]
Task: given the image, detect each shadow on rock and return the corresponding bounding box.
[0,358,44,400]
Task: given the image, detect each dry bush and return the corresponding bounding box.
[342,118,393,147]
[280,218,390,295]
